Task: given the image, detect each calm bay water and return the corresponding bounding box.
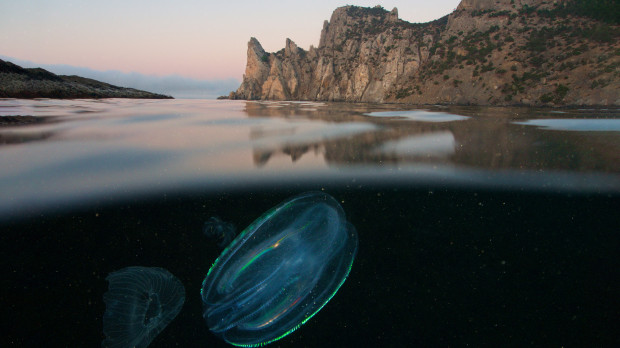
[1,99,619,347]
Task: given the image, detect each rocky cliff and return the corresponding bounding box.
[0,59,172,99]
[232,0,619,106]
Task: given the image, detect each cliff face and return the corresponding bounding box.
[232,0,619,106]
[0,59,172,99]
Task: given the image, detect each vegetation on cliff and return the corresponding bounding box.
[558,0,619,24]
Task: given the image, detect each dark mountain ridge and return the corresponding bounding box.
[0,59,172,99]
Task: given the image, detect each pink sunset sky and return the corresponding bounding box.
[1,0,460,81]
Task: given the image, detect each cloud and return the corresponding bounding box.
[0,55,240,99]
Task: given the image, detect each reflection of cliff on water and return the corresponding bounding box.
[245,102,620,173]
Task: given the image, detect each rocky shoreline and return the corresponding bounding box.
[0,59,172,99]
[231,0,619,107]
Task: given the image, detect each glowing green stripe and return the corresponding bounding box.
[237,247,272,275]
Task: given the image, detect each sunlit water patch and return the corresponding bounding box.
[374,131,456,158]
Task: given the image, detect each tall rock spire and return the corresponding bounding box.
[234,37,270,100]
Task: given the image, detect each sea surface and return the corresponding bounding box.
[1,99,619,347]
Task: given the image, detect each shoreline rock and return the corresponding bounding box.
[0,59,172,99]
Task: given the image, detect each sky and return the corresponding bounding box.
[1,0,461,97]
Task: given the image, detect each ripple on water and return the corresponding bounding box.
[514,119,620,131]
[363,110,469,122]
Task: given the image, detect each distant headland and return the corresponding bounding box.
[0,59,172,99]
[228,0,619,106]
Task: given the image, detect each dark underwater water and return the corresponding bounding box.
[1,99,619,347]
